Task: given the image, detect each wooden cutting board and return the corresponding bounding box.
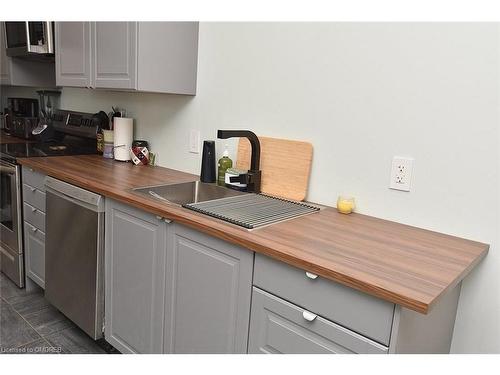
[236,136,313,201]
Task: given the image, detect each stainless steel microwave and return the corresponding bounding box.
[4,22,54,57]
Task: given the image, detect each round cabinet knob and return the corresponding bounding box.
[31,207,37,213]
[30,187,36,192]
[31,227,38,233]
[305,271,318,280]
[302,310,317,322]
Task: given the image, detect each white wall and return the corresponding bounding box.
[2,23,499,353]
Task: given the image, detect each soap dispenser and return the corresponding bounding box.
[217,144,233,186]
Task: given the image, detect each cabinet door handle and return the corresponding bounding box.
[31,207,37,213]
[302,310,317,322]
[30,187,36,192]
[31,227,38,233]
[305,271,318,280]
[156,216,172,224]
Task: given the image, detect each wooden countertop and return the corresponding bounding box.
[0,131,34,144]
[18,155,489,314]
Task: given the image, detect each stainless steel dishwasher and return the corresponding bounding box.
[45,177,105,340]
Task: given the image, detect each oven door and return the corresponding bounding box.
[5,22,54,56]
[0,159,24,287]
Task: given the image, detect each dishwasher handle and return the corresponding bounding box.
[45,177,104,212]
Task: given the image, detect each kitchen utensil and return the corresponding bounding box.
[236,136,313,201]
[200,140,216,183]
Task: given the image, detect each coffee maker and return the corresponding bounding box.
[5,98,39,139]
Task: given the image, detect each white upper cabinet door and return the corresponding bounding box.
[92,22,137,90]
[55,22,92,88]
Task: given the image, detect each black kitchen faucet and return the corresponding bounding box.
[217,130,262,194]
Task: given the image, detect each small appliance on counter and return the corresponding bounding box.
[200,140,216,183]
[5,98,39,139]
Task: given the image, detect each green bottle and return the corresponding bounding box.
[218,145,233,186]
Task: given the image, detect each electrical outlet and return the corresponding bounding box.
[389,156,414,191]
[189,129,200,154]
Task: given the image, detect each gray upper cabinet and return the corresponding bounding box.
[93,22,137,90]
[55,22,92,87]
[54,21,198,93]
[1,23,10,84]
[105,199,167,354]
[137,22,198,94]
[163,223,254,353]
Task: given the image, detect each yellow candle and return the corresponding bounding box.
[337,196,355,214]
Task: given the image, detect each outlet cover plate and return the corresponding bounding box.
[189,129,200,154]
[389,156,414,192]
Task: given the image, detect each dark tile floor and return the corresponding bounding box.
[0,273,114,354]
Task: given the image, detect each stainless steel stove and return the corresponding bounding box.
[0,109,106,288]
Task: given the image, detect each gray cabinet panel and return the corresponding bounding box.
[55,22,92,87]
[22,184,46,212]
[254,253,394,345]
[24,222,45,289]
[22,167,46,192]
[137,22,198,94]
[249,287,388,354]
[93,22,137,89]
[23,202,45,231]
[105,199,166,354]
[1,22,11,84]
[163,223,253,353]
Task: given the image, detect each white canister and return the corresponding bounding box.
[113,117,134,161]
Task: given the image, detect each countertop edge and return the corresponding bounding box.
[18,157,490,315]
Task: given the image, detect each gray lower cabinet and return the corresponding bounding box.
[55,22,92,87]
[249,287,388,354]
[163,223,254,353]
[23,222,45,288]
[22,167,47,289]
[104,200,254,354]
[104,200,167,354]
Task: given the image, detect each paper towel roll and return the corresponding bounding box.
[113,117,134,161]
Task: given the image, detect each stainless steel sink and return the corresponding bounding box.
[133,180,321,230]
[133,181,247,206]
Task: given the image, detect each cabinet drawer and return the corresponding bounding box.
[24,222,45,289]
[22,184,46,211]
[22,167,46,192]
[23,202,45,231]
[248,287,388,354]
[253,254,394,345]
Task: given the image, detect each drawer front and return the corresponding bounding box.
[23,202,45,231]
[24,222,45,289]
[22,184,46,212]
[22,167,46,192]
[253,254,394,345]
[248,287,388,354]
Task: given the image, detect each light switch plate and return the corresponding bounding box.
[189,129,200,154]
[389,156,414,192]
